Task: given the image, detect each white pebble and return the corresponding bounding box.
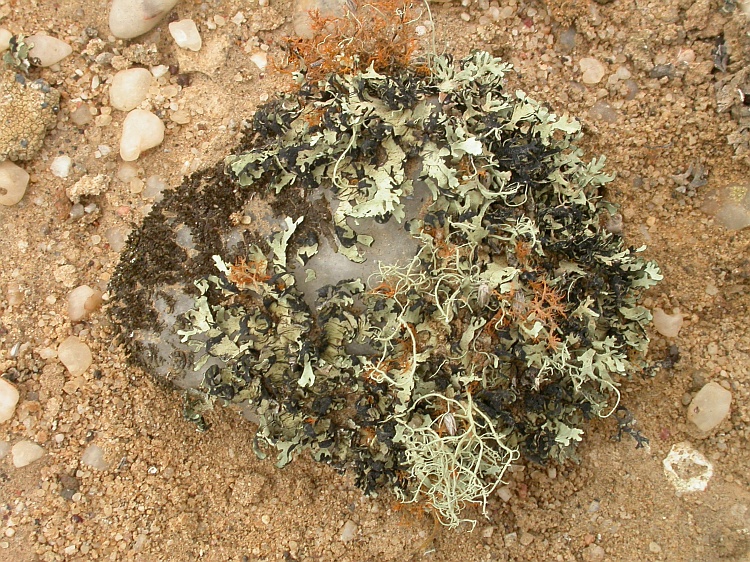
[50,155,73,178]
[27,34,73,67]
[109,0,180,39]
[651,308,683,338]
[110,68,153,112]
[687,382,732,435]
[0,378,20,423]
[0,28,11,52]
[81,444,110,470]
[57,336,93,377]
[144,175,167,199]
[701,184,750,231]
[169,19,202,51]
[12,440,45,468]
[67,285,103,322]
[0,160,30,206]
[249,51,267,72]
[120,109,165,161]
[339,520,358,543]
[579,57,606,84]
[0,441,10,459]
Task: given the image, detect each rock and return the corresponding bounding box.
[50,155,72,178]
[649,541,662,553]
[0,28,11,52]
[67,285,103,322]
[12,440,45,468]
[110,67,152,111]
[57,336,93,376]
[589,100,619,123]
[497,486,512,502]
[557,26,576,53]
[652,308,683,337]
[579,57,606,84]
[0,69,60,161]
[340,520,358,542]
[169,19,202,51]
[67,174,110,204]
[59,473,80,500]
[70,103,93,126]
[120,109,165,161]
[27,34,72,67]
[249,51,267,72]
[701,184,750,231]
[0,378,20,423]
[687,382,732,435]
[582,544,606,562]
[294,0,351,38]
[0,441,10,459]
[109,0,181,40]
[649,64,674,79]
[81,444,110,470]
[663,442,713,493]
[519,532,535,546]
[0,160,30,206]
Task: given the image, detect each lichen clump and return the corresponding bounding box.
[169,51,661,527]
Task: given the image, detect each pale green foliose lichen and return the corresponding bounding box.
[172,51,660,528]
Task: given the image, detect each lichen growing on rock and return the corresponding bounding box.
[0,68,59,161]
[109,2,661,529]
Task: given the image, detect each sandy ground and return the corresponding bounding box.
[1,0,749,560]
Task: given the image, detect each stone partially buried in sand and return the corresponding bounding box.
[0,378,20,423]
[0,160,30,206]
[120,109,165,161]
[27,34,72,67]
[12,440,45,468]
[109,0,181,39]
[110,67,152,111]
[687,381,732,436]
[169,19,202,51]
[58,336,93,376]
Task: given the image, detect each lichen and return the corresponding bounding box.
[164,51,661,527]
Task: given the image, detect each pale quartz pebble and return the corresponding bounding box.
[169,109,190,124]
[579,57,606,84]
[0,378,20,423]
[687,382,732,435]
[339,520,358,543]
[105,226,130,252]
[143,175,167,199]
[110,68,153,112]
[27,34,73,67]
[50,155,72,178]
[169,19,202,51]
[12,440,45,468]
[81,444,110,470]
[117,161,139,183]
[652,308,683,337]
[701,184,750,231]
[109,0,181,39]
[70,104,93,126]
[249,51,267,71]
[0,28,11,52]
[0,160,30,206]
[120,109,165,161]
[58,336,93,376]
[0,442,10,459]
[588,100,619,123]
[67,285,103,322]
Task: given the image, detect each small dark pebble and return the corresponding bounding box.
[650,64,674,79]
[59,473,80,501]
